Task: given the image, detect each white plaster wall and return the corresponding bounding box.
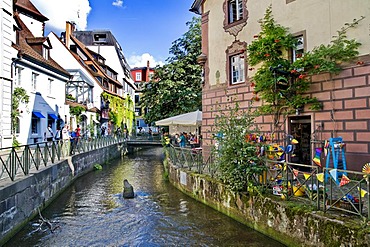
[48,32,103,121]
[14,61,68,144]
[18,13,44,37]
[0,0,18,147]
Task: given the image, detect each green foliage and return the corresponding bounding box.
[12,87,29,134]
[94,164,102,170]
[69,106,85,116]
[247,6,362,115]
[66,94,75,101]
[101,92,134,130]
[212,99,265,192]
[12,137,21,148]
[141,17,202,124]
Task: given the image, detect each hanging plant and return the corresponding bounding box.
[247,6,363,116]
[70,106,85,116]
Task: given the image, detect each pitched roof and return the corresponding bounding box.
[13,13,69,78]
[14,0,49,22]
[70,35,123,87]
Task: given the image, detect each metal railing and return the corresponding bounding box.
[0,136,126,182]
[165,145,218,176]
[166,145,370,219]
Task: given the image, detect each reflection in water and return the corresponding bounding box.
[5,147,285,247]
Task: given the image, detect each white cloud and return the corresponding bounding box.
[112,0,123,7]
[128,53,164,68]
[31,0,91,34]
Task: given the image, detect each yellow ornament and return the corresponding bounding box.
[362,163,370,174]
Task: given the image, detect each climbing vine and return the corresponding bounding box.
[101,92,135,130]
[12,87,29,146]
[69,106,85,116]
[247,6,363,116]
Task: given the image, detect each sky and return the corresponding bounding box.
[32,0,197,68]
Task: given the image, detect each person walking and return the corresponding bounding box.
[44,124,54,143]
[179,132,186,148]
[62,125,71,157]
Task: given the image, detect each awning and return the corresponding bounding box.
[33,112,45,118]
[48,113,58,120]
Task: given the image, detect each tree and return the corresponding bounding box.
[141,17,202,124]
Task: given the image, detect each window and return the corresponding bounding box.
[14,67,23,86]
[230,54,245,84]
[31,72,38,91]
[228,0,243,24]
[48,78,53,95]
[93,33,107,43]
[292,36,304,63]
[15,117,20,134]
[31,114,39,134]
[43,46,49,59]
[136,72,142,81]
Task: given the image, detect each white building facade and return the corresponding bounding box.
[0,0,17,147]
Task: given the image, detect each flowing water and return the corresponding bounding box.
[5,147,285,247]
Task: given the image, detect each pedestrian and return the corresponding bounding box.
[148,128,153,140]
[179,132,186,148]
[62,125,70,157]
[70,130,77,155]
[54,127,62,141]
[44,124,54,143]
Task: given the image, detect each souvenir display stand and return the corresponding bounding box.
[325,137,347,183]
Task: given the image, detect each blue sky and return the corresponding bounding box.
[32,0,197,67]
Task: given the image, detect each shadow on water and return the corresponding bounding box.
[5,147,285,247]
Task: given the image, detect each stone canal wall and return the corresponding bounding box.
[0,143,124,245]
[167,163,370,246]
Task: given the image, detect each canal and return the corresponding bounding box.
[5,147,285,246]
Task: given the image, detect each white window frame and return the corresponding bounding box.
[136,72,142,81]
[43,46,49,59]
[31,72,38,91]
[228,0,243,23]
[14,66,23,86]
[230,54,245,84]
[293,36,304,63]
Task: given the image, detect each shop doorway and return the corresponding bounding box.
[289,116,312,165]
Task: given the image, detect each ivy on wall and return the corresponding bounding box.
[101,92,135,130]
[247,6,363,117]
[70,106,85,116]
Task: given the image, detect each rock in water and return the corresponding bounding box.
[123,179,135,198]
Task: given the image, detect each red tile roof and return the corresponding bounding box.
[13,13,70,78]
[14,0,48,22]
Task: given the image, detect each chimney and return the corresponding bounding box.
[146,60,150,82]
[65,21,76,48]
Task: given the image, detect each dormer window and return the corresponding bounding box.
[93,33,107,43]
[42,46,49,59]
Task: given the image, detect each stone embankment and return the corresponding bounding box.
[167,161,370,246]
[0,143,124,245]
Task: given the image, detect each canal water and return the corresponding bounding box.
[5,147,285,247]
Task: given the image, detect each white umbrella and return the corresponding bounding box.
[155,110,202,126]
